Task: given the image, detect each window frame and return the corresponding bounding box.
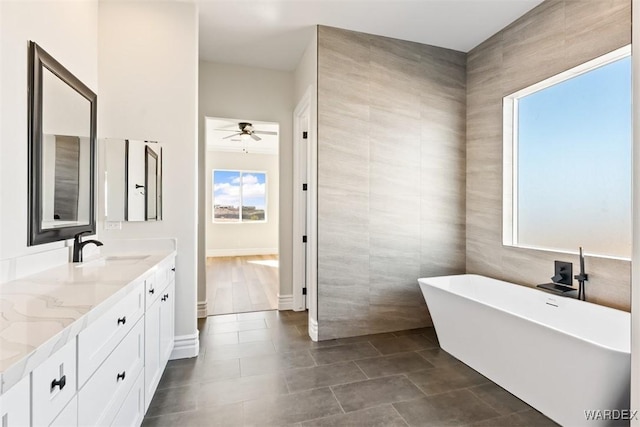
[502,45,631,260]
[212,169,268,224]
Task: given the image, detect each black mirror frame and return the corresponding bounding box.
[145,145,159,221]
[28,41,97,246]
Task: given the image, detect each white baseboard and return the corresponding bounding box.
[277,293,293,310]
[170,332,200,360]
[308,316,318,342]
[197,300,208,318]
[207,248,278,257]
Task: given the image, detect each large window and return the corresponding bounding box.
[503,46,631,259]
[213,170,267,222]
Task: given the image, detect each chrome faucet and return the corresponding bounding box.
[574,247,589,301]
[73,231,103,263]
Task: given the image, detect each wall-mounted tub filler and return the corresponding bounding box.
[537,260,576,295]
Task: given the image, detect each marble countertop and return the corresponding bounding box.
[0,250,175,393]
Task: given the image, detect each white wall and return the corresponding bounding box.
[294,28,317,104]
[198,61,294,307]
[0,0,98,276]
[97,1,199,350]
[206,150,279,256]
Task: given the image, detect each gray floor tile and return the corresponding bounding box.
[309,342,381,365]
[369,334,438,355]
[407,363,489,395]
[142,402,242,427]
[239,328,273,343]
[331,375,425,413]
[393,389,501,426]
[284,361,367,392]
[469,383,531,415]
[205,340,276,360]
[334,332,397,345]
[205,331,239,347]
[468,409,560,427]
[393,327,435,337]
[236,309,278,321]
[301,404,408,427]
[241,350,316,377]
[244,387,343,426]
[146,384,199,417]
[206,313,238,324]
[144,312,555,427]
[199,373,289,406]
[417,347,459,367]
[208,319,267,334]
[197,358,242,383]
[355,352,435,378]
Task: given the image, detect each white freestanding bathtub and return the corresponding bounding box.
[418,274,630,427]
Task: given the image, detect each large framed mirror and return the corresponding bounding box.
[28,41,97,246]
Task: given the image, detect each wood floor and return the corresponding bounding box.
[206,255,279,315]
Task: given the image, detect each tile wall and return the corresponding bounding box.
[317,26,467,339]
[466,0,631,310]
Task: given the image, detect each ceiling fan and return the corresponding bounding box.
[218,122,277,141]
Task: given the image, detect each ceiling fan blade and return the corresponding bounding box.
[253,131,278,135]
[222,132,241,139]
[250,133,261,141]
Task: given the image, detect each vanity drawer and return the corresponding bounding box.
[78,317,144,427]
[78,281,144,386]
[145,271,160,309]
[155,257,176,289]
[32,339,77,427]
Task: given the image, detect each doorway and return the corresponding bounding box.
[204,117,280,315]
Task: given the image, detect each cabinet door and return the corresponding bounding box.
[144,299,161,412]
[49,396,77,427]
[111,370,144,427]
[0,375,30,427]
[159,280,175,365]
[31,339,76,427]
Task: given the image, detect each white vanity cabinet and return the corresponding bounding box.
[144,258,176,411]
[0,375,30,427]
[0,251,177,427]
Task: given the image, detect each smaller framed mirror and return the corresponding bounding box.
[28,41,97,246]
[104,139,162,222]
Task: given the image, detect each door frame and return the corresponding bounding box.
[292,86,318,340]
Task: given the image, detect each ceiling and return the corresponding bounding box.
[206,117,279,155]
[197,0,545,71]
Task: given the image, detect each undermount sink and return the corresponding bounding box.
[75,255,149,268]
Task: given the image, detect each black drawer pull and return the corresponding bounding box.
[161,293,169,302]
[161,295,166,302]
[117,316,126,325]
[149,288,155,295]
[171,267,175,272]
[117,371,126,381]
[51,375,66,392]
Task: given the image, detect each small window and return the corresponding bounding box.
[503,46,631,259]
[213,170,267,223]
